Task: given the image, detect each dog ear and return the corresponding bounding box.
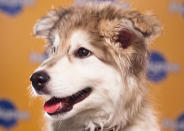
[33,9,60,41]
[114,28,137,49]
[33,8,71,44]
[99,11,161,49]
[119,12,161,48]
[124,11,162,42]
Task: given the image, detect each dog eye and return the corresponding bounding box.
[75,47,91,58]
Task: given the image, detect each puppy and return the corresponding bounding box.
[30,3,161,131]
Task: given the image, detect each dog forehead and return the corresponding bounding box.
[68,30,91,49]
[51,30,90,55]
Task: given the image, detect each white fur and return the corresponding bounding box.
[32,30,160,131]
[53,33,60,47]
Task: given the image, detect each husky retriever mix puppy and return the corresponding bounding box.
[30,3,161,131]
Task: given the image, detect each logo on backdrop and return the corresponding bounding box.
[163,113,184,131]
[0,99,29,129]
[147,51,180,83]
[74,0,130,8]
[0,0,35,16]
[169,1,184,17]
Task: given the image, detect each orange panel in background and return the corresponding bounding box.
[0,0,183,131]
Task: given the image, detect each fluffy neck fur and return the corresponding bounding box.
[48,102,159,131]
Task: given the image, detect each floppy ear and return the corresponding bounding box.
[99,11,161,49]
[122,11,162,43]
[33,8,71,44]
[114,28,137,49]
[33,9,60,42]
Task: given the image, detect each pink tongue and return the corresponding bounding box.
[44,102,61,114]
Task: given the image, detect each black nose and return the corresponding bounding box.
[30,71,50,91]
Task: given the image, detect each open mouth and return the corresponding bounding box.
[44,87,92,115]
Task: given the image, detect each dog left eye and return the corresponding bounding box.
[75,47,92,58]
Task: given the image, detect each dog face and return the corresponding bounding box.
[30,3,161,125]
[31,30,123,121]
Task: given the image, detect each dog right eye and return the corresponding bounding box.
[75,47,92,58]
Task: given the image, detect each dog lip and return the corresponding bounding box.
[44,87,92,116]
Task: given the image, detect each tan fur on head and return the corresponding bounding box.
[34,3,161,75]
[32,3,161,131]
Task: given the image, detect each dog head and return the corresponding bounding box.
[30,3,161,128]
